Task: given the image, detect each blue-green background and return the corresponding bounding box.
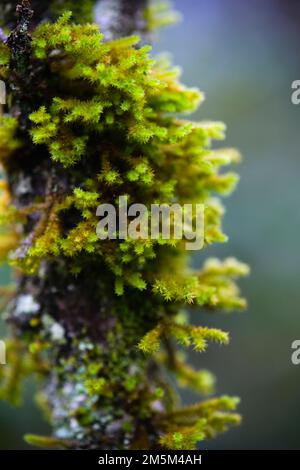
[1,0,300,449]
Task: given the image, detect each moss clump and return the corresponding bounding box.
[0,2,248,450]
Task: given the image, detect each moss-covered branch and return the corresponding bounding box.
[0,0,248,450]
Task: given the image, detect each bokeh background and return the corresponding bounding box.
[1,0,300,449]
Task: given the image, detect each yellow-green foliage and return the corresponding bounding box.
[0,117,22,162]
[51,0,95,24]
[159,396,241,449]
[0,14,248,297]
[145,1,181,31]
[138,320,229,354]
[0,10,248,450]
[0,338,47,406]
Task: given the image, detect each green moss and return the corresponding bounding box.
[0,4,248,450]
[51,0,95,24]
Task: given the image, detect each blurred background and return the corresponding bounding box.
[1,0,300,449]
